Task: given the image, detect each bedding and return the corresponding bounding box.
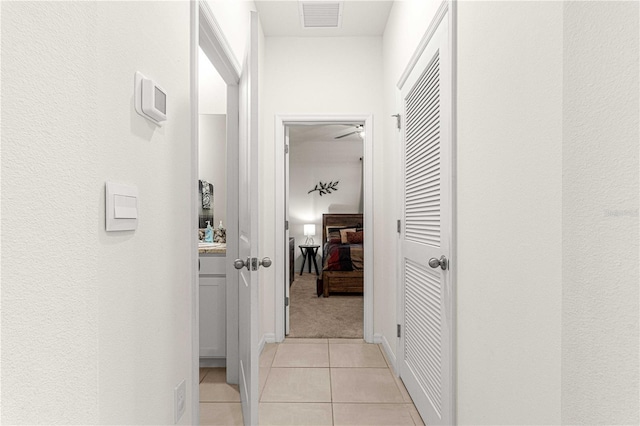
[323,241,364,271]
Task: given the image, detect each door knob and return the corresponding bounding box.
[234,258,250,270]
[428,255,448,270]
[259,257,272,268]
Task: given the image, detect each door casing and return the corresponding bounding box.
[274,114,375,343]
[190,1,242,422]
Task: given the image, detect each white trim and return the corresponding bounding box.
[198,1,241,84]
[225,84,240,386]
[199,358,227,368]
[274,114,375,343]
[191,3,242,419]
[449,2,458,424]
[374,333,398,375]
[396,0,449,90]
[189,2,200,423]
[257,333,277,359]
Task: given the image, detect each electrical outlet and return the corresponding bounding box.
[174,379,186,423]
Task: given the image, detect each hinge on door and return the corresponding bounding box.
[285,296,289,307]
[392,114,401,130]
[285,220,289,230]
[285,144,289,154]
[397,324,401,338]
[397,219,401,234]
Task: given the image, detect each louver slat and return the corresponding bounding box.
[404,51,440,247]
[405,259,443,417]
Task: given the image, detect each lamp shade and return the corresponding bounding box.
[303,224,316,237]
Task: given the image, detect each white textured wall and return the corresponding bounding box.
[456,2,563,423]
[199,115,227,226]
[562,2,639,424]
[289,138,363,269]
[261,36,384,339]
[1,2,193,424]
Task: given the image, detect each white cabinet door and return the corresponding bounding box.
[199,276,226,358]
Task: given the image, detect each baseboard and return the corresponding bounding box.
[259,333,277,355]
[199,357,226,368]
[374,333,398,375]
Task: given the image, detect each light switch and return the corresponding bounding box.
[106,182,138,231]
[114,195,137,219]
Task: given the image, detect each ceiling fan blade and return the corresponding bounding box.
[335,131,358,139]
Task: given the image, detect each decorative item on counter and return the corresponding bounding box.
[214,220,226,243]
[198,229,205,241]
[201,180,212,209]
[204,221,214,243]
[308,180,339,196]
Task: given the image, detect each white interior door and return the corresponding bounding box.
[398,10,454,426]
[236,10,261,426]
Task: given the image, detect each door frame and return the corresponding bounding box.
[395,0,457,423]
[190,1,241,422]
[274,114,375,343]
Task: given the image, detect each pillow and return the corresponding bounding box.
[339,228,357,244]
[326,226,349,242]
[346,230,364,244]
[327,226,341,244]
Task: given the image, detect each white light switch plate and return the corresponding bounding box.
[105,181,138,232]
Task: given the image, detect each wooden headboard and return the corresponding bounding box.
[322,213,364,243]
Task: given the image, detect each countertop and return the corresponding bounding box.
[198,243,226,254]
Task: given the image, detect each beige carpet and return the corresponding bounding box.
[288,273,363,338]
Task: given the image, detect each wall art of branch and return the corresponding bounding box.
[308,181,339,196]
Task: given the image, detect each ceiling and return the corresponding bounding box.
[289,124,365,143]
[255,1,394,37]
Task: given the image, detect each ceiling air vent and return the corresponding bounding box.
[299,1,343,29]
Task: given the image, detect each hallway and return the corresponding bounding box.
[200,339,424,425]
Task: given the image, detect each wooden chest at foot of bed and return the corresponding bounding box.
[323,271,364,297]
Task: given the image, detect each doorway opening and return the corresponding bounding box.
[274,115,375,343]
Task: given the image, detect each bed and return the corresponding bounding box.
[317,213,364,297]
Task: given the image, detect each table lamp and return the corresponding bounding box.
[304,224,316,245]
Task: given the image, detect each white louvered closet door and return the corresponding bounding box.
[399,8,453,426]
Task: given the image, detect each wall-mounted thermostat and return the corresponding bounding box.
[134,71,167,125]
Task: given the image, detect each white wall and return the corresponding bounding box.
[456,2,563,423]
[199,115,227,226]
[561,2,639,423]
[261,36,384,339]
[1,1,193,424]
[289,137,363,269]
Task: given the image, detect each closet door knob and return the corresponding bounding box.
[428,255,448,270]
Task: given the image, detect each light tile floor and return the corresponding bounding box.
[200,338,424,425]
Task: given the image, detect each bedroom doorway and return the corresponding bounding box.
[274,115,374,343]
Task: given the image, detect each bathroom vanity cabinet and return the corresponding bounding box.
[199,251,226,360]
